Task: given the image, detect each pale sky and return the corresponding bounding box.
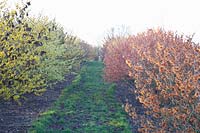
[8,0,200,45]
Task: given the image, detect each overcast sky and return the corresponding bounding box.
[9,0,200,45]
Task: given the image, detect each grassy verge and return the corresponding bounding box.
[29,61,131,133]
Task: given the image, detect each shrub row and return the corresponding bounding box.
[0,1,90,101]
[103,28,200,132]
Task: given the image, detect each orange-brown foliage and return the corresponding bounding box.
[103,28,200,132]
[103,37,137,81]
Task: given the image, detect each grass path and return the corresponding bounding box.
[29,61,131,133]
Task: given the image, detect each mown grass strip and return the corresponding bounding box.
[29,61,131,133]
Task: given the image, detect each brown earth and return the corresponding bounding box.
[115,79,146,133]
[0,74,74,133]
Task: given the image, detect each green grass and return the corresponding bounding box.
[29,61,131,133]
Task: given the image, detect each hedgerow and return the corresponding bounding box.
[0,0,86,101]
[103,37,133,81]
[0,0,46,101]
[29,17,84,82]
[103,28,200,132]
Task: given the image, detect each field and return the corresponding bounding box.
[1,0,200,133]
